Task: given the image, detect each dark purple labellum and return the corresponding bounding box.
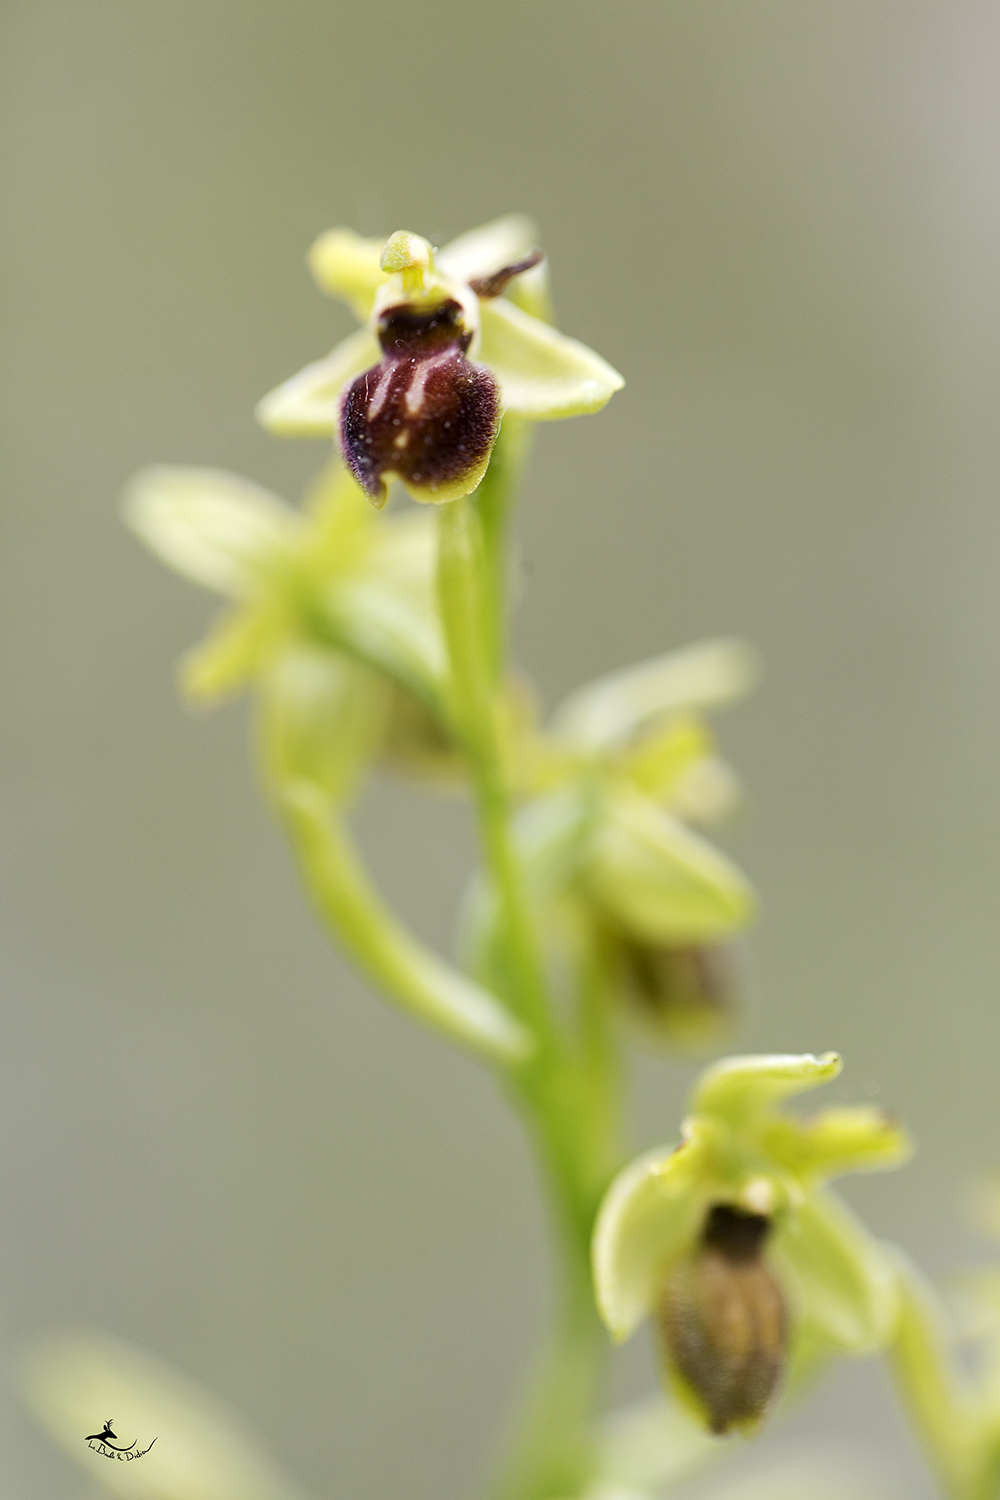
[340,298,500,506]
[658,1203,787,1434]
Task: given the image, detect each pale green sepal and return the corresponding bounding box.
[437,213,539,284]
[259,648,387,806]
[180,606,273,704]
[507,258,554,324]
[255,327,380,438]
[318,576,449,723]
[887,1249,983,1493]
[20,1329,309,1500]
[478,296,624,419]
[279,780,531,1064]
[761,1106,913,1183]
[774,1187,899,1354]
[306,228,388,318]
[691,1052,842,1123]
[321,513,448,705]
[553,639,760,752]
[593,1126,715,1342]
[587,789,755,943]
[514,782,601,895]
[123,467,301,598]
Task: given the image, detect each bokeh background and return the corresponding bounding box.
[4,2,1000,1494]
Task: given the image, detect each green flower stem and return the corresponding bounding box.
[489,1177,608,1500]
[474,417,531,683]
[437,493,554,1050]
[438,476,621,1500]
[888,1252,986,1500]
[277,777,531,1065]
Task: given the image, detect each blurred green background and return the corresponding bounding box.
[3,1,1000,1494]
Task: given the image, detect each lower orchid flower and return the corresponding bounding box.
[592,1053,911,1434]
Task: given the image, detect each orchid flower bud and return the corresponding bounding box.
[611,936,742,1052]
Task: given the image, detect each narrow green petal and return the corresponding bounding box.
[478,296,624,419]
[552,639,760,752]
[306,228,387,318]
[691,1052,842,1123]
[20,1330,308,1500]
[592,1128,714,1342]
[122,467,301,598]
[180,606,273,704]
[255,328,379,438]
[437,213,539,284]
[774,1187,899,1353]
[761,1106,913,1184]
[587,789,755,943]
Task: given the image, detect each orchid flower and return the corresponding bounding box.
[256,215,624,505]
[592,1053,911,1434]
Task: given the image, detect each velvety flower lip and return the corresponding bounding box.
[340,295,501,506]
[256,216,624,505]
[660,1202,787,1433]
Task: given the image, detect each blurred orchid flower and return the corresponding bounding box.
[468,640,759,1049]
[123,460,462,792]
[592,1053,911,1434]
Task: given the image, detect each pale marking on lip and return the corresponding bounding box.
[404,351,452,418]
[366,365,394,421]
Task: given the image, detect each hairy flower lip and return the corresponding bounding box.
[660,1203,787,1435]
[340,342,500,508]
